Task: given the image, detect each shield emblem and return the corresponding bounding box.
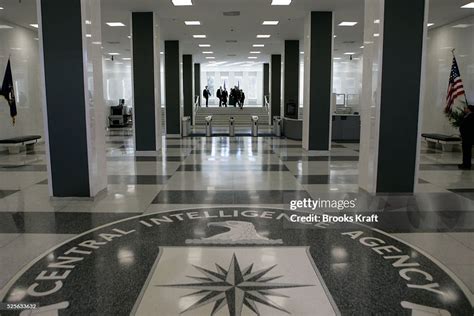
[132,246,338,316]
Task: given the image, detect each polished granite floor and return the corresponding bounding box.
[0,130,473,315]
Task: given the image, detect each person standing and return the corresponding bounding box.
[240,90,245,110]
[222,89,228,107]
[203,86,211,107]
[216,86,222,107]
[459,105,474,170]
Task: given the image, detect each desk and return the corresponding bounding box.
[332,114,360,141]
[283,117,303,140]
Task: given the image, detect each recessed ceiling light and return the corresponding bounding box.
[333,35,337,38]
[250,51,261,54]
[193,34,206,38]
[30,24,38,28]
[206,56,215,59]
[202,51,213,54]
[360,45,364,48]
[344,52,355,55]
[0,25,13,29]
[160,52,164,54]
[106,22,125,27]
[122,58,131,60]
[199,44,211,47]
[248,56,258,59]
[185,21,201,25]
[85,20,92,25]
[0,7,3,9]
[257,34,271,38]
[172,0,192,5]
[427,23,434,27]
[85,34,92,38]
[334,57,341,60]
[92,41,102,45]
[262,21,279,25]
[115,62,124,65]
[338,22,358,26]
[128,35,131,39]
[253,44,264,47]
[461,2,474,8]
[108,53,120,55]
[300,51,304,54]
[452,24,472,28]
[271,0,291,5]
[374,19,380,24]
[374,33,380,37]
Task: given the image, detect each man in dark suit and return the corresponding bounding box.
[459,105,474,170]
[216,86,222,107]
[203,86,211,107]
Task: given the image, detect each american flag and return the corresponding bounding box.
[445,55,465,113]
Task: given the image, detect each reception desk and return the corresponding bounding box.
[281,114,360,142]
[282,117,303,140]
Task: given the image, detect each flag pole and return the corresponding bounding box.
[452,49,469,107]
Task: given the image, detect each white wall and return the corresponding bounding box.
[422,15,474,135]
[102,58,133,107]
[0,20,43,140]
[333,58,363,112]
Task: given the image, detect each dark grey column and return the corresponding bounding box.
[183,55,193,125]
[270,55,281,120]
[194,63,201,102]
[284,40,299,119]
[39,0,90,197]
[132,12,157,151]
[263,63,269,106]
[375,0,426,192]
[303,12,333,151]
[165,40,180,135]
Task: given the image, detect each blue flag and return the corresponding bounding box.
[1,59,17,124]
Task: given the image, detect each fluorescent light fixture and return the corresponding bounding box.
[338,21,358,26]
[85,20,92,25]
[108,53,120,55]
[374,33,380,37]
[374,19,380,24]
[461,2,474,8]
[30,24,38,28]
[202,51,213,54]
[193,34,206,38]
[333,57,341,60]
[0,7,3,9]
[160,52,164,54]
[333,35,337,38]
[0,25,13,29]
[106,22,125,27]
[185,21,201,25]
[271,0,291,5]
[253,44,264,47]
[205,56,215,59]
[85,34,92,38]
[172,0,192,6]
[360,45,364,48]
[248,56,258,59]
[262,21,279,25]
[344,52,355,55]
[250,51,261,54]
[122,58,131,60]
[199,44,211,47]
[257,34,271,38]
[300,51,304,54]
[92,41,102,45]
[128,35,131,39]
[452,24,472,28]
[115,62,124,65]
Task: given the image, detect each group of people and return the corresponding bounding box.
[202,85,246,109]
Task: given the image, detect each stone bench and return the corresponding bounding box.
[0,135,42,154]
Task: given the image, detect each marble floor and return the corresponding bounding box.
[0,131,472,315]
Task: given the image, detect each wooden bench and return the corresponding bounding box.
[0,135,42,154]
[421,133,461,152]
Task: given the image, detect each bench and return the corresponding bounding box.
[0,135,42,154]
[421,133,461,152]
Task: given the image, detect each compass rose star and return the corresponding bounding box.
[157,253,313,315]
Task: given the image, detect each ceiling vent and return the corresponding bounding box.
[342,40,356,44]
[227,54,236,56]
[225,40,238,43]
[223,11,240,16]
[107,41,120,45]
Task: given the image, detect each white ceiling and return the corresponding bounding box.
[0,0,473,65]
